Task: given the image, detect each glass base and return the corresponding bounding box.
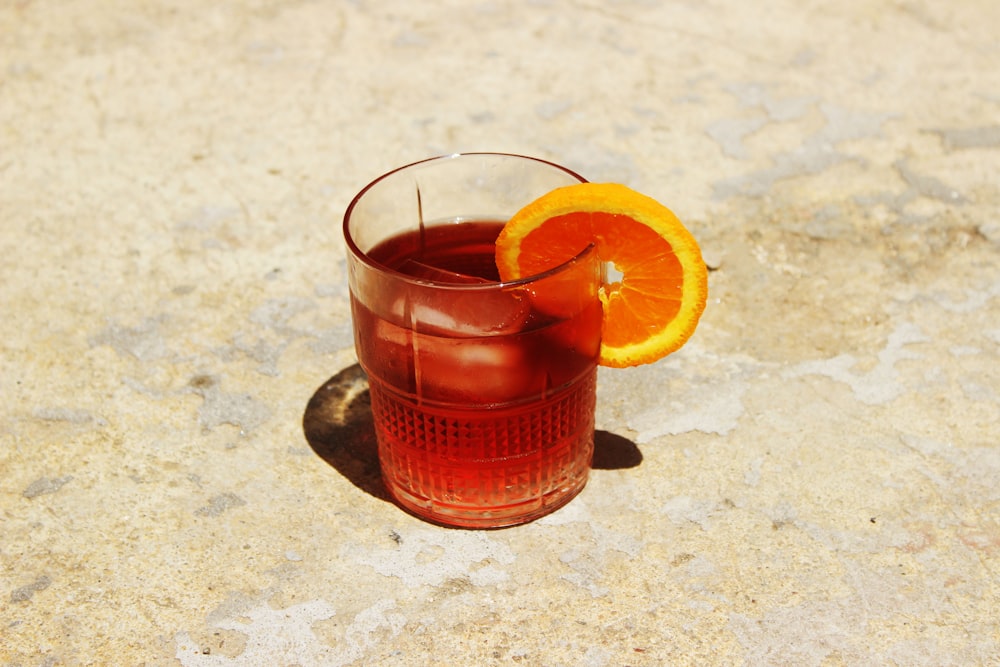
[385,470,589,528]
[369,371,596,528]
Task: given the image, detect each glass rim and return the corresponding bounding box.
[342,152,594,291]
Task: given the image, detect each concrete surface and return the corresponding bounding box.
[2,1,999,665]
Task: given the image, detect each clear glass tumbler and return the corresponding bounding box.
[344,153,602,527]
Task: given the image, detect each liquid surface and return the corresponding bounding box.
[372,220,505,282]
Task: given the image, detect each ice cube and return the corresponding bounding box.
[414,334,540,403]
[389,287,532,337]
[373,313,541,402]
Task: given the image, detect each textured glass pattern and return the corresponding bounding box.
[369,370,597,527]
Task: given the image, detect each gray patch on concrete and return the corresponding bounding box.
[249,297,316,335]
[33,407,93,424]
[188,375,272,434]
[554,143,640,185]
[803,204,853,240]
[713,103,895,200]
[89,316,169,361]
[307,323,354,356]
[224,297,320,375]
[175,598,342,666]
[894,160,967,204]
[195,492,247,517]
[10,575,52,603]
[932,125,1000,151]
[783,323,929,405]
[661,495,718,530]
[724,82,815,121]
[979,222,1000,244]
[706,116,768,159]
[230,333,287,377]
[205,590,260,627]
[23,476,74,498]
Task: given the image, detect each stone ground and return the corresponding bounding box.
[2,1,999,665]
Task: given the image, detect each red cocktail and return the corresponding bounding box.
[344,154,601,527]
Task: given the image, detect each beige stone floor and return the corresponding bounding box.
[3,1,999,665]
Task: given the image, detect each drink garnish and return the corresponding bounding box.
[495,182,708,368]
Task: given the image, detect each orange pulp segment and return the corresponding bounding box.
[495,183,708,368]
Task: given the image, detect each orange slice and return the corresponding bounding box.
[496,182,708,368]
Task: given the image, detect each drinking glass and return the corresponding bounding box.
[344,153,602,527]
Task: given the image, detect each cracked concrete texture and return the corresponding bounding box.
[2,0,999,665]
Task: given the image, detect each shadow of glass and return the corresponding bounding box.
[301,364,388,501]
[592,429,643,469]
[302,364,642,503]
